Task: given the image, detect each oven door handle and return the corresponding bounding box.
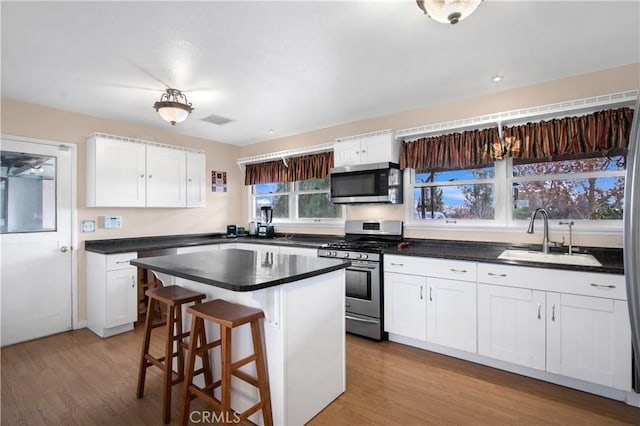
[348,264,378,270]
[345,315,379,324]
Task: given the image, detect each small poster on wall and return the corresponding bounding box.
[212,170,228,192]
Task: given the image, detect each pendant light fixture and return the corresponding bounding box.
[153,88,194,125]
[416,0,482,25]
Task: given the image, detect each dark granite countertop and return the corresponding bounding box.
[84,233,341,254]
[386,239,624,275]
[130,248,350,292]
[85,232,624,275]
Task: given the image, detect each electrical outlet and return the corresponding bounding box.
[81,220,96,232]
[104,216,123,229]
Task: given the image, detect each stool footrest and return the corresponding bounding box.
[189,386,222,410]
[232,369,259,388]
[238,401,265,421]
[150,321,167,329]
[231,354,257,370]
[145,354,166,369]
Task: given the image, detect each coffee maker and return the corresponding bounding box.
[258,206,275,238]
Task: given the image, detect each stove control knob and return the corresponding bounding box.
[359,253,368,260]
[344,253,350,258]
[332,251,338,257]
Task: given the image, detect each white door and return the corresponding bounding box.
[146,145,186,207]
[477,284,546,370]
[383,272,427,340]
[186,151,206,208]
[546,292,632,390]
[1,137,73,346]
[426,277,477,353]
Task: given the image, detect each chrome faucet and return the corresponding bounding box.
[527,208,550,254]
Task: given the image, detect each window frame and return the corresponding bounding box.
[405,161,507,228]
[506,157,626,232]
[248,178,345,226]
[405,156,624,234]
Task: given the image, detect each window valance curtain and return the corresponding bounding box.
[503,107,634,160]
[244,151,334,185]
[400,127,502,171]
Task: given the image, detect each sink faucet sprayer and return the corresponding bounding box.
[527,208,550,254]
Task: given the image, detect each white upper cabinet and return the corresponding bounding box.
[186,151,206,208]
[87,135,146,207]
[334,130,400,167]
[86,133,206,208]
[146,145,186,207]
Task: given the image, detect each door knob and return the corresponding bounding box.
[60,246,69,253]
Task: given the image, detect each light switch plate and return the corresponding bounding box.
[81,220,96,232]
[104,216,123,229]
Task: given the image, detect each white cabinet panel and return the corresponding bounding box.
[384,272,427,341]
[87,136,146,207]
[186,151,206,207]
[478,283,546,370]
[105,269,137,327]
[426,277,476,353]
[278,246,318,257]
[87,251,138,337]
[333,131,399,167]
[176,245,220,254]
[546,292,632,390]
[86,133,205,208]
[146,145,186,207]
[333,139,362,167]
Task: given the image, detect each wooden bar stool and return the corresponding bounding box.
[180,299,273,426]
[137,285,207,424]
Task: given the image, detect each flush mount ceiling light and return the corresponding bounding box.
[153,88,194,125]
[416,0,482,25]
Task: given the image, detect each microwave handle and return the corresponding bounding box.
[345,315,379,324]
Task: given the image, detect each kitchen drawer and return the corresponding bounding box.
[478,263,626,300]
[385,255,476,282]
[106,252,137,271]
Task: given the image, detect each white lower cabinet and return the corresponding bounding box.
[427,277,477,353]
[478,283,546,370]
[384,255,477,351]
[386,254,632,398]
[87,251,138,338]
[477,263,631,391]
[546,291,631,390]
[384,272,427,340]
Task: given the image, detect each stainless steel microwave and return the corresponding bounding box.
[330,162,403,204]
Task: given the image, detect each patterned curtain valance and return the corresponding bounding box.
[244,151,334,185]
[400,127,502,171]
[503,107,634,161]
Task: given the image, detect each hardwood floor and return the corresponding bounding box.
[2,325,639,425]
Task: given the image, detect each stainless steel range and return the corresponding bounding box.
[318,220,403,340]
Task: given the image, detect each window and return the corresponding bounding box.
[510,155,626,221]
[1,151,57,233]
[412,166,496,221]
[407,153,625,229]
[250,177,344,223]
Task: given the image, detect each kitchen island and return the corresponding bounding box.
[130,248,349,426]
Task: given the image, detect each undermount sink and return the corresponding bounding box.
[498,249,602,267]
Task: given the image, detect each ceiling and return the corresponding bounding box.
[2,1,639,147]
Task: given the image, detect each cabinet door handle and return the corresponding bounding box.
[488,272,507,278]
[590,283,616,289]
[450,268,467,273]
[148,175,152,178]
[361,149,366,153]
[429,287,433,302]
[140,174,145,178]
[537,302,541,319]
[420,285,423,300]
[552,304,556,322]
[131,276,135,288]
[116,260,131,264]
[390,262,404,267]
